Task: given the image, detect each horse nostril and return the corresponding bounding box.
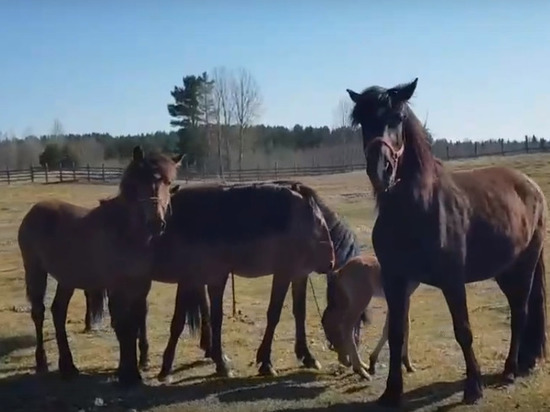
[160,220,166,231]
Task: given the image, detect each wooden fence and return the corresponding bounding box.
[0,144,548,185]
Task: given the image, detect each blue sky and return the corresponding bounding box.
[0,1,548,142]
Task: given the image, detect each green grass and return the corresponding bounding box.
[1,153,550,411]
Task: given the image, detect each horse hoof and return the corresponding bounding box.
[376,390,402,408]
[118,372,143,388]
[303,357,321,370]
[518,359,536,376]
[258,363,277,377]
[354,368,372,381]
[59,364,80,380]
[216,368,235,378]
[501,371,515,384]
[139,359,150,371]
[463,381,483,405]
[36,365,49,375]
[157,371,171,383]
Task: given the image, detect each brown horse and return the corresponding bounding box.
[322,253,418,380]
[18,146,183,386]
[157,179,364,381]
[152,180,337,381]
[347,78,548,407]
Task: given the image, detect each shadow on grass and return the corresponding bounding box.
[0,334,41,359]
[276,373,506,412]
[0,368,325,412]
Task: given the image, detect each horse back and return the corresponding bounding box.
[449,165,547,280]
[18,199,90,247]
[333,254,383,305]
[155,182,328,281]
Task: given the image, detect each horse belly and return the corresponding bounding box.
[225,242,279,277]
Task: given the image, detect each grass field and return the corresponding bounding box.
[1,153,550,412]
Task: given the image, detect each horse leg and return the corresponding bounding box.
[208,275,233,377]
[199,285,213,359]
[137,299,149,370]
[51,284,78,379]
[401,281,419,373]
[292,276,321,370]
[376,277,408,408]
[369,309,389,375]
[341,317,370,380]
[109,288,142,387]
[401,308,415,373]
[442,284,483,405]
[256,275,291,376]
[495,247,540,382]
[158,283,188,382]
[26,263,48,374]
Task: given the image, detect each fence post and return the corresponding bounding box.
[71,162,76,181]
[500,139,504,155]
[5,166,10,185]
[474,142,478,157]
[525,136,529,153]
[274,161,278,179]
[256,164,260,181]
[45,164,49,183]
[87,164,90,181]
[59,162,63,182]
[101,163,105,181]
[30,165,34,183]
[446,145,450,160]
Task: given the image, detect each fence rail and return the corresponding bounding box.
[0,145,548,185]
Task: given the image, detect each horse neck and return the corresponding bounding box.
[96,195,149,246]
[398,107,440,208]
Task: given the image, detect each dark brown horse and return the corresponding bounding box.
[155,180,365,380]
[152,180,339,381]
[18,146,183,386]
[347,78,547,407]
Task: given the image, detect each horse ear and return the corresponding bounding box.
[172,153,186,167]
[388,78,418,102]
[170,184,180,195]
[346,89,361,103]
[133,145,144,162]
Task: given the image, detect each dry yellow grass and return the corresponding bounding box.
[1,153,550,412]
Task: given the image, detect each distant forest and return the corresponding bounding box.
[0,67,546,174]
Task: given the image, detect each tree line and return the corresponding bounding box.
[0,66,546,173]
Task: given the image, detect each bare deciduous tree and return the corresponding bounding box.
[333,97,353,129]
[50,118,65,143]
[333,97,354,164]
[211,66,235,175]
[230,68,262,172]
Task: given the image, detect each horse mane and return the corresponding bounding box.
[272,180,362,315]
[399,106,444,209]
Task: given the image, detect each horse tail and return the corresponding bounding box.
[18,214,48,338]
[519,247,547,369]
[84,289,108,331]
[178,284,203,338]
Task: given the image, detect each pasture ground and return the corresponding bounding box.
[1,153,550,412]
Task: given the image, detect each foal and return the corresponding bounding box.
[322,253,418,380]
